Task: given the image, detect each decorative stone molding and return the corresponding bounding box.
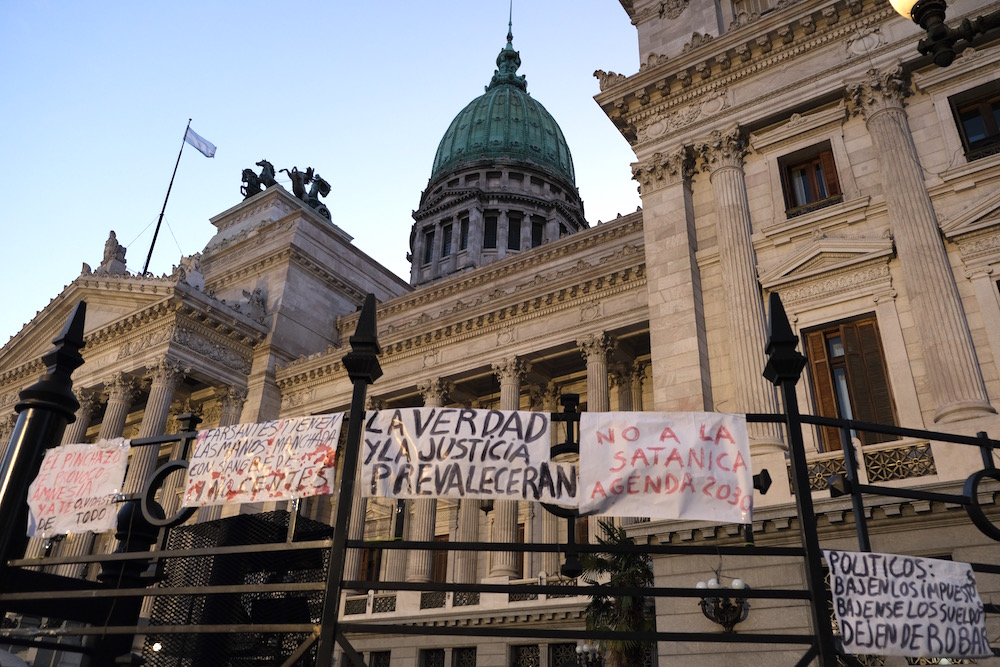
[492,357,529,385]
[104,371,140,405]
[594,69,628,92]
[577,332,616,364]
[418,378,452,406]
[148,359,186,392]
[116,326,175,361]
[846,63,909,119]
[172,327,253,375]
[631,147,692,194]
[845,27,884,59]
[281,387,315,411]
[695,125,748,172]
[682,32,714,53]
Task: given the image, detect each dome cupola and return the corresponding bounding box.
[409,25,587,288]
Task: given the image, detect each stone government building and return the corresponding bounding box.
[2,0,1000,664]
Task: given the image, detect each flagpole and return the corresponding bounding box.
[143,119,191,276]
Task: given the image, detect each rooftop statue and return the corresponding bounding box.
[241,159,279,200]
[281,166,314,200]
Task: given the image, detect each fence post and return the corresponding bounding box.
[761,292,838,666]
[0,301,86,567]
[316,294,382,667]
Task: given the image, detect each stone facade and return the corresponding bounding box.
[2,0,1000,664]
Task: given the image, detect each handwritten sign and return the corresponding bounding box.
[825,550,991,658]
[578,412,752,523]
[362,408,576,503]
[182,414,343,507]
[27,439,129,538]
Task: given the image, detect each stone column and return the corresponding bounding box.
[406,378,450,583]
[634,147,712,412]
[468,207,484,266]
[197,386,248,523]
[122,360,184,496]
[696,126,783,449]
[612,365,634,412]
[489,357,527,578]
[0,413,16,456]
[630,362,647,411]
[538,383,561,578]
[61,389,101,445]
[497,211,509,259]
[848,66,992,422]
[578,334,615,412]
[100,372,139,441]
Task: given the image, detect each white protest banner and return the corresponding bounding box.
[825,550,991,659]
[183,414,344,507]
[362,408,576,504]
[27,438,129,538]
[578,412,752,523]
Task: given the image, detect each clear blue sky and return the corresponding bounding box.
[0,2,641,345]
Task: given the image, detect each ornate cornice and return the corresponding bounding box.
[597,1,894,145]
[274,262,647,392]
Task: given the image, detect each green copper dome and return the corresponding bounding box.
[430,31,576,185]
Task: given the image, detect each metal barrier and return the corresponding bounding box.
[0,293,997,666]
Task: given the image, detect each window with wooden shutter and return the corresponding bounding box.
[779,141,843,217]
[804,315,897,451]
[432,534,449,584]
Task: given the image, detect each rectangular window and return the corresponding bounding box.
[804,315,897,451]
[370,651,391,667]
[510,645,539,667]
[459,216,469,251]
[452,647,477,667]
[420,648,446,667]
[951,82,1000,160]
[508,213,522,251]
[484,214,498,249]
[423,229,435,264]
[359,547,381,583]
[779,142,842,216]
[432,534,449,583]
[531,216,544,248]
[441,223,453,257]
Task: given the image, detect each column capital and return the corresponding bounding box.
[577,332,616,363]
[147,359,186,389]
[492,357,529,384]
[104,371,139,405]
[217,385,247,410]
[418,378,452,406]
[847,63,909,119]
[695,125,747,172]
[365,395,385,411]
[632,146,693,194]
[74,388,103,415]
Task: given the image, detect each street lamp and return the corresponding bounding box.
[696,577,750,632]
[890,0,1000,67]
[575,642,602,666]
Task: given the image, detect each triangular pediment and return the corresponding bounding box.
[0,271,266,379]
[758,232,894,289]
[0,276,169,373]
[940,188,1000,239]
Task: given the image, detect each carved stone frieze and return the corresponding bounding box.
[281,387,314,411]
[778,264,893,308]
[172,328,253,375]
[682,32,714,53]
[117,326,175,361]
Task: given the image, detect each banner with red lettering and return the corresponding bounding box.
[27,438,130,538]
[182,414,344,507]
[578,412,752,523]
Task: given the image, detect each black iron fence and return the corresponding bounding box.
[0,293,997,667]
